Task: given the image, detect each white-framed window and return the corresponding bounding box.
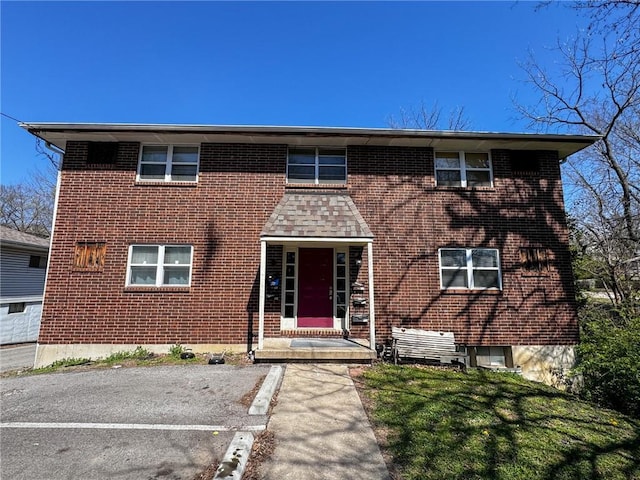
[434,151,492,187]
[137,145,199,182]
[282,250,297,319]
[126,245,193,287]
[335,250,348,320]
[287,147,347,184]
[439,248,501,290]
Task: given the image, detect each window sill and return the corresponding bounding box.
[440,289,502,295]
[285,183,348,190]
[124,286,191,293]
[434,186,495,192]
[134,181,198,187]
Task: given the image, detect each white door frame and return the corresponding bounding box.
[258,237,374,350]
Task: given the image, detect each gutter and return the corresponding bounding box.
[45,141,65,156]
[0,240,49,253]
[20,122,602,143]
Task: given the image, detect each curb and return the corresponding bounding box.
[249,365,284,415]
[213,431,254,479]
[214,365,284,478]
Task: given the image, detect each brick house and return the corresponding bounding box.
[23,123,597,381]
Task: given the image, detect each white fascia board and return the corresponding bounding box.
[260,236,373,244]
[20,122,600,158]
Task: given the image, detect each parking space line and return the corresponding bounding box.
[0,422,266,432]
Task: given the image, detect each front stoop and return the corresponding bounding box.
[254,338,377,363]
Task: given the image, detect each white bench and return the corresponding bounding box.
[391,327,468,367]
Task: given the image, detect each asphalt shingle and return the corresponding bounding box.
[261,191,373,239]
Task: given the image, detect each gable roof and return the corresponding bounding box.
[0,226,50,252]
[20,123,599,161]
[262,191,373,241]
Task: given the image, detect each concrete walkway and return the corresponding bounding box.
[258,363,391,480]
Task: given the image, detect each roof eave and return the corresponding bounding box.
[20,122,600,159]
[1,238,50,252]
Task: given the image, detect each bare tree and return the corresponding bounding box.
[0,182,53,238]
[0,139,60,238]
[388,100,472,130]
[575,1,639,59]
[518,1,640,307]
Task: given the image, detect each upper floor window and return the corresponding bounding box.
[287,148,346,184]
[439,248,501,290]
[138,145,199,182]
[126,245,193,287]
[435,152,492,187]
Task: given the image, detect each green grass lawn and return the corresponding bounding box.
[359,364,640,480]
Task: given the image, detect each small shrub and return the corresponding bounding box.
[169,344,184,359]
[575,304,640,417]
[33,357,91,373]
[104,346,152,363]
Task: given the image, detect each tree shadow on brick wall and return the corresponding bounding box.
[363,155,577,349]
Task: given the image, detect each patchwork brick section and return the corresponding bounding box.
[40,141,578,349]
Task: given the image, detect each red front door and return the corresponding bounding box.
[297,248,333,328]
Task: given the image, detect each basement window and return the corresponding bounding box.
[8,303,26,314]
[475,346,508,367]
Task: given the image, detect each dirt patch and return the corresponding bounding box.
[222,352,254,366]
[242,430,276,480]
[239,374,266,408]
[191,460,219,480]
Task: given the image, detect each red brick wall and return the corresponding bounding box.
[40,141,578,348]
[348,146,578,345]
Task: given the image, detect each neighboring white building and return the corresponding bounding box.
[0,226,50,345]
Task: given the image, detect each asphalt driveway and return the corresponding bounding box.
[0,364,271,479]
[0,343,37,372]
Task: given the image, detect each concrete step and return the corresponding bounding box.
[254,338,377,363]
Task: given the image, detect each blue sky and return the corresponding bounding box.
[1,1,588,184]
